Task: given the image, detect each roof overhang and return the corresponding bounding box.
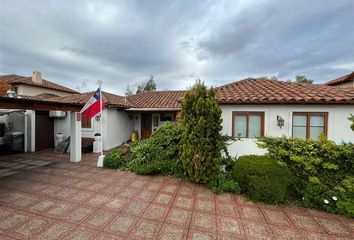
[0,96,83,111]
[0,109,26,116]
[125,107,181,112]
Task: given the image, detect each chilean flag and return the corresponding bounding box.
[80,88,105,120]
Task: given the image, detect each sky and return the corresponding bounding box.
[0,0,353,95]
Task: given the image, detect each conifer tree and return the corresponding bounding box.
[179,81,223,183]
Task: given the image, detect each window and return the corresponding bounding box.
[292,112,327,140]
[81,118,92,129]
[232,112,264,138]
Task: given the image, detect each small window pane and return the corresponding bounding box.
[310,126,324,140]
[310,115,324,127]
[234,115,247,137]
[82,119,92,128]
[249,115,261,138]
[293,115,306,126]
[293,126,306,139]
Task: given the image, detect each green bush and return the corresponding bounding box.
[233,155,290,203]
[126,122,183,174]
[104,148,128,169]
[208,173,241,194]
[126,139,162,171]
[150,121,182,160]
[258,136,354,217]
[135,159,182,176]
[180,81,224,183]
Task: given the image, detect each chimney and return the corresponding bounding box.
[32,71,42,84]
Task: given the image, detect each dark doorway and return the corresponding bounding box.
[35,111,54,151]
[141,113,152,139]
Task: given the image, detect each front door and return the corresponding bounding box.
[141,113,152,139]
[35,111,54,151]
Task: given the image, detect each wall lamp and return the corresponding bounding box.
[277,115,284,128]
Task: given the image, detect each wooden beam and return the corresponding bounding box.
[0,97,82,111]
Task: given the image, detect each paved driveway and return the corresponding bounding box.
[0,151,352,239]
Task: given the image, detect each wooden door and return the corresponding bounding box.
[35,111,54,151]
[141,113,152,139]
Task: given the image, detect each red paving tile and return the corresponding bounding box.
[129,218,162,239]
[157,223,188,240]
[166,207,192,226]
[0,150,352,239]
[104,213,139,237]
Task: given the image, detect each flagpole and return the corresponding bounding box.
[96,80,105,167]
[98,80,103,157]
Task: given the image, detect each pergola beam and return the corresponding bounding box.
[0,96,82,111]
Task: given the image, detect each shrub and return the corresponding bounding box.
[151,122,183,161]
[258,136,354,217]
[208,173,241,194]
[126,139,162,171]
[233,155,290,203]
[127,122,183,174]
[135,159,183,176]
[104,148,128,169]
[180,81,224,183]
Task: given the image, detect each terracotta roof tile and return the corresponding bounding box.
[127,90,186,109]
[51,91,133,108]
[33,93,60,99]
[325,71,354,86]
[10,78,352,110]
[215,78,354,104]
[0,74,79,94]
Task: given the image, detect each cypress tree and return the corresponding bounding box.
[179,81,223,183]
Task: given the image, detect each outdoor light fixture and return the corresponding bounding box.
[277,115,284,128]
[95,115,101,121]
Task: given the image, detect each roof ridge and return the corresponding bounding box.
[0,74,79,94]
[325,71,354,86]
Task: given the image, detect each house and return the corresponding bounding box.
[0,71,78,97]
[0,71,78,153]
[325,71,354,88]
[52,77,354,157]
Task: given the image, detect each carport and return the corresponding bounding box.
[0,96,83,162]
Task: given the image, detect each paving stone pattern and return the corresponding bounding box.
[0,150,353,239]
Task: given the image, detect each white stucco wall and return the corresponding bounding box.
[15,84,73,97]
[132,112,141,138]
[54,113,71,139]
[104,109,134,150]
[220,104,354,157]
[56,108,134,151]
[334,81,354,88]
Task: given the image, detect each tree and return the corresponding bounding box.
[179,81,223,183]
[136,75,156,94]
[348,114,354,132]
[0,80,11,96]
[294,75,314,84]
[125,83,134,96]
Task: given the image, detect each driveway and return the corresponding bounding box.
[0,151,352,239]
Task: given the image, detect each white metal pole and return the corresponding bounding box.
[98,80,103,156]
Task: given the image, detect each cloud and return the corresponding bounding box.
[0,0,353,95]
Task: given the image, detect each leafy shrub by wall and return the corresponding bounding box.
[127,139,162,171]
[258,136,354,217]
[150,121,183,161]
[127,122,184,175]
[208,173,241,194]
[103,148,128,169]
[179,81,223,183]
[233,155,290,203]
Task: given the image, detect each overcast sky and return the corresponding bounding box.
[0,0,353,95]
